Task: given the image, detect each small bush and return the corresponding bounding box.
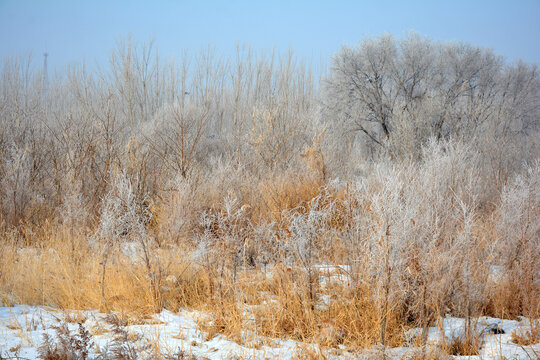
[38,322,94,360]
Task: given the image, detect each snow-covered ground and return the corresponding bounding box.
[0,305,538,359]
[405,316,540,360]
[0,305,334,359]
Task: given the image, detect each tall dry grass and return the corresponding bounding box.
[1,155,537,351]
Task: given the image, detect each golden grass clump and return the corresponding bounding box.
[511,320,540,346]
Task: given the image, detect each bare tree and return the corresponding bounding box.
[324,34,398,151]
[144,101,211,178]
[323,33,540,166]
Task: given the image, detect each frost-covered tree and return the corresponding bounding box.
[323,33,540,166]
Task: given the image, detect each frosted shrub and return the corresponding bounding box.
[96,172,149,243]
[351,164,412,344]
[497,161,540,263]
[419,139,484,208]
[59,167,88,234]
[94,171,158,310]
[450,198,489,317]
[401,140,492,319]
[250,220,280,268]
[341,139,495,342]
[58,167,89,255]
[279,185,336,308]
[195,192,252,277]
[0,144,34,225]
[284,189,335,268]
[495,162,540,316]
[159,174,196,241]
[203,158,250,205]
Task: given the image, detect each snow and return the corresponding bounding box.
[1,305,538,359]
[488,265,505,283]
[0,306,335,359]
[314,264,352,287]
[405,316,540,360]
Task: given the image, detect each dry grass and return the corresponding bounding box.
[511,320,540,346]
[256,172,323,223]
[0,226,537,353]
[443,333,483,357]
[0,165,538,354]
[0,224,186,319]
[0,224,401,351]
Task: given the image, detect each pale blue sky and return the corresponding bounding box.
[1,0,539,72]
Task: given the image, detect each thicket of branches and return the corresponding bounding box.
[0,34,538,350]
